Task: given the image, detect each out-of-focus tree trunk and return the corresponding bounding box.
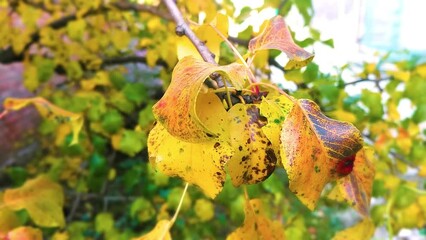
[0,63,40,167]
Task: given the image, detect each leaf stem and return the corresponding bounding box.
[170,182,189,225]
[208,23,259,94]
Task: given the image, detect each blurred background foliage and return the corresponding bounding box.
[0,0,425,239]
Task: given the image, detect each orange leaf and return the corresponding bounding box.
[153,56,249,142]
[280,99,363,210]
[227,104,277,186]
[148,123,233,198]
[7,227,42,240]
[337,147,375,216]
[3,175,65,228]
[248,16,314,70]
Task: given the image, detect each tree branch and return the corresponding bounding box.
[162,0,216,64]
[343,77,390,87]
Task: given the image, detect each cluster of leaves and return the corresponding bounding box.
[0,0,425,239]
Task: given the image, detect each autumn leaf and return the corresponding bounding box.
[3,175,65,228]
[336,147,375,216]
[0,206,20,237]
[7,227,43,240]
[227,104,277,186]
[280,99,363,210]
[1,97,83,145]
[177,13,229,62]
[259,95,294,160]
[332,218,374,240]
[133,220,171,240]
[152,57,249,142]
[248,16,314,70]
[227,199,285,240]
[148,123,233,198]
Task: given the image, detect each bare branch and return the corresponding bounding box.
[343,77,390,87]
[162,0,216,64]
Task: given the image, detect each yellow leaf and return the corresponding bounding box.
[0,206,20,237]
[284,69,304,84]
[327,184,346,202]
[227,199,285,240]
[194,199,214,222]
[3,175,65,228]
[66,18,87,41]
[387,70,411,82]
[332,218,374,240]
[148,123,233,198]
[248,16,314,70]
[330,109,357,123]
[396,128,412,155]
[336,148,375,216]
[2,97,83,145]
[152,57,249,142]
[133,220,171,240]
[252,50,269,69]
[227,104,277,186]
[415,63,426,78]
[259,95,294,158]
[51,231,69,240]
[146,49,159,67]
[23,62,39,91]
[280,99,363,210]
[177,13,229,62]
[111,29,131,50]
[80,71,111,91]
[176,37,201,61]
[7,227,43,240]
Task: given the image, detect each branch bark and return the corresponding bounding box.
[162,0,216,64]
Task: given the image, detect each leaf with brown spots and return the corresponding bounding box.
[248,16,314,70]
[152,56,249,142]
[259,95,294,161]
[280,99,363,210]
[227,199,285,240]
[336,147,375,216]
[227,104,277,186]
[148,123,233,198]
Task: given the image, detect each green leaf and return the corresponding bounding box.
[361,89,384,121]
[303,62,319,83]
[95,212,114,233]
[101,109,124,134]
[123,83,148,105]
[119,130,146,157]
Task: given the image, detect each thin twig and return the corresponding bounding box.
[343,77,390,87]
[162,0,216,64]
